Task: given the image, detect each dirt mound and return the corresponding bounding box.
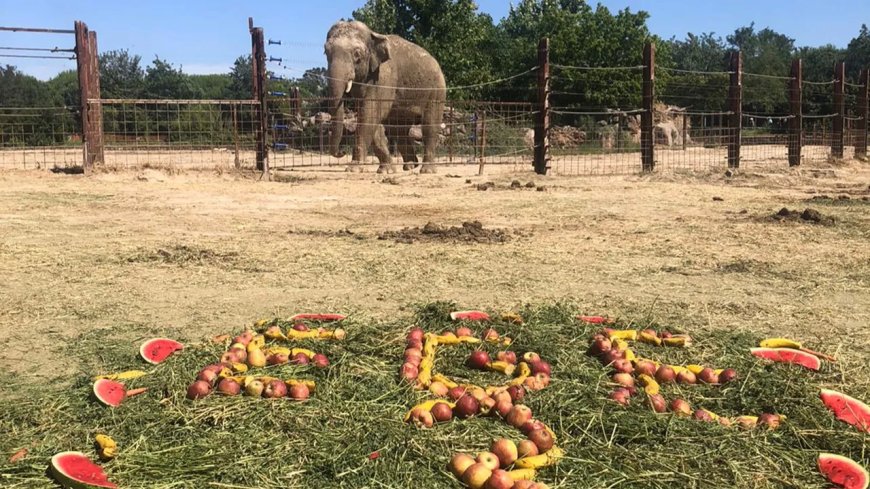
[378,221,510,244]
[771,207,835,225]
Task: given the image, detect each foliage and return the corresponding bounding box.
[144,57,197,99]
[99,49,145,99]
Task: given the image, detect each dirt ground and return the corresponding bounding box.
[1,159,869,386]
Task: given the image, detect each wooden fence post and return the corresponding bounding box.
[728,50,742,168]
[641,42,655,172]
[534,37,550,175]
[87,30,104,166]
[250,19,268,175]
[74,21,91,173]
[857,68,869,160]
[788,58,802,166]
[832,61,845,158]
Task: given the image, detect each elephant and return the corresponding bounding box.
[324,20,446,173]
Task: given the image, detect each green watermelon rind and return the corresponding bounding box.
[50,451,118,489]
[93,379,126,408]
[749,347,821,371]
[818,453,869,489]
[820,389,870,433]
[139,337,184,365]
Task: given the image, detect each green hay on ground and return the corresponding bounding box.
[0,302,867,488]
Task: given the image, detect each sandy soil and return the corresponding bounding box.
[0,158,868,385]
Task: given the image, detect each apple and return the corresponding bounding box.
[467,351,491,370]
[400,362,419,381]
[429,381,449,397]
[506,405,533,428]
[220,350,243,365]
[292,323,309,332]
[527,428,554,452]
[456,326,474,337]
[517,439,539,458]
[496,351,517,364]
[449,453,476,478]
[485,469,515,489]
[413,409,435,428]
[494,399,513,418]
[612,358,634,374]
[612,372,635,388]
[669,398,692,416]
[454,395,480,419]
[217,378,241,396]
[520,419,546,436]
[660,331,673,339]
[406,338,423,350]
[655,365,676,384]
[196,369,218,385]
[718,368,738,384]
[634,360,657,377]
[462,463,493,489]
[693,409,715,422]
[609,388,631,406]
[408,328,424,343]
[529,360,552,376]
[483,329,500,341]
[244,380,265,397]
[266,353,289,366]
[468,387,488,402]
[492,390,512,405]
[448,386,467,400]
[647,393,667,413]
[186,380,211,399]
[263,379,287,398]
[312,353,330,368]
[514,482,536,489]
[291,352,310,365]
[599,349,624,365]
[479,396,497,415]
[534,373,551,388]
[476,451,500,471]
[642,328,657,337]
[676,371,697,385]
[431,402,454,422]
[698,368,719,384]
[589,337,612,355]
[522,352,541,363]
[507,385,525,402]
[404,348,423,364]
[758,413,781,429]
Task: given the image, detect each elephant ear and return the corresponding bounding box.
[368,32,391,74]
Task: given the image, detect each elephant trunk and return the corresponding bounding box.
[327,63,354,158]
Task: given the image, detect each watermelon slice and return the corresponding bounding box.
[50,451,117,489]
[450,310,490,321]
[749,347,821,371]
[820,389,870,433]
[818,453,869,489]
[288,313,346,322]
[139,337,184,364]
[577,315,613,324]
[93,379,126,408]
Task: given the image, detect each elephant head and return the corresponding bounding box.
[324,21,391,158]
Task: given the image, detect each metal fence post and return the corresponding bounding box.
[832,61,845,158]
[788,58,802,166]
[534,37,550,175]
[728,50,742,168]
[641,42,655,172]
[857,68,869,160]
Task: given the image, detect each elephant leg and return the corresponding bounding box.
[371,124,396,174]
[352,99,392,173]
[397,133,420,171]
[420,104,443,174]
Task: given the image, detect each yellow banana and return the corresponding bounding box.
[291,348,316,359]
[265,346,292,356]
[734,415,758,429]
[404,400,455,422]
[507,469,537,481]
[487,361,516,376]
[93,370,148,381]
[285,330,320,340]
[423,335,439,355]
[264,328,287,340]
[254,318,270,328]
[637,374,660,396]
[670,366,688,375]
[606,330,638,341]
[662,336,692,347]
[516,362,531,378]
[612,338,630,352]
[638,331,662,346]
[284,379,316,392]
[435,334,462,345]
[432,374,458,389]
[686,365,705,375]
[95,434,116,450]
[514,446,564,469]
[98,447,116,461]
[623,348,637,362]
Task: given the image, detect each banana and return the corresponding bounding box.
[264,328,287,340]
[662,336,692,347]
[254,318,270,328]
[404,400,455,422]
[606,330,638,341]
[291,348,316,359]
[284,379,316,392]
[612,338,630,352]
[507,469,537,481]
[434,334,461,345]
[265,346,292,356]
[285,330,320,340]
[516,362,531,378]
[623,348,637,362]
[670,365,688,375]
[95,434,116,450]
[686,365,705,375]
[501,312,524,325]
[423,335,439,356]
[432,374,458,389]
[638,331,662,346]
[637,374,660,396]
[514,446,564,469]
[734,415,758,429]
[487,361,516,376]
[93,370,148,381]
[634,357,660,368]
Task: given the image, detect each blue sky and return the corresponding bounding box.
[1,0,868,80]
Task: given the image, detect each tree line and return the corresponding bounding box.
[1,0,868,146]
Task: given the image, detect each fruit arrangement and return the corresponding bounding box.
[401,311,561,488]
[589,327,785,428]
[186,315,345,400]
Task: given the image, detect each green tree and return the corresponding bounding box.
[227,55,252,99]
[726,24,796,115]
[144,57,197,99]
[659,33,729,111]
[99,49,144,99]
[845,24,870,81]
[190,74,232,99]
[46,70,80,108]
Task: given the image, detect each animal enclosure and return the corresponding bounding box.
[1,21,868,175]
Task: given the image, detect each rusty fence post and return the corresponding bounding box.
[728,50,742,168]
[832,61,846,158]
[641,42,655,172]
[87,30,104,166]
[478,110,487,176]
[250,19,268,175]
[857,68,869,160]
[788,58,802,166]
[74,21,91,173]
[534,37,550,175]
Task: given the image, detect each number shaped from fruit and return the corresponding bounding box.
[585,321,783,429]
[401,311,562,489]
[187,315,346,402]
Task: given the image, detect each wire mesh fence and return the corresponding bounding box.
[0,106,82,169]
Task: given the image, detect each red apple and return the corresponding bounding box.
[267,353,289,366]
[400,362,419,381]
[494,399,513,418]
[676,371,697,385]
[217,378,241,396]
[655,365,676,384]
[431,402,454,422]
[485,469,515,489]
[612,372,635,388]
[698,368,719,384]
[476,451,500,471]
[647,393,667,413]
[187,380,211,399]
[288,383,310,400]
[527,428,554,452]
[449,453,476,479]
[312,353,330,368]
[462,463,493,489]
[456,326,473,337]
[693,409,715,422]
[454,395,480,419]
[517,439,539,458]
[600,349,624,365]
[496,351,517,364]
[408,328,424,343]
[758,413,781,429]
[634,360,657,377]
[609,388,631,406]
[507,385,525,402]
[467,351,491,370]
[407,338,423,350]
[589,337,612,355]
[483,329,500,341]
[448,386,467,400]
[669,398,692,416]
[719,368,738,384]
[263,379,287,398]
[413,409,435,428]
[492,390,512,405]
[520,419,546,435]
[291,353,310,365]
[612,359,634,374]
[506,405,533,428]
[522,352,541,363]
[529,360,551,376]
[404,347,423,364]
[196,369,218,385]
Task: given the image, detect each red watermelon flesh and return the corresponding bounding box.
[139,337,184,364]
[577,315,612,324]
[818,453,869,489]
[93,379,126,408]
[50,451,117,488]
[820,389,870,433]
[450,310,490,321]
[749,347,821,371]
[288,313,346,322]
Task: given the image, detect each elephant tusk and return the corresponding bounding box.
[345,80,353,93]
